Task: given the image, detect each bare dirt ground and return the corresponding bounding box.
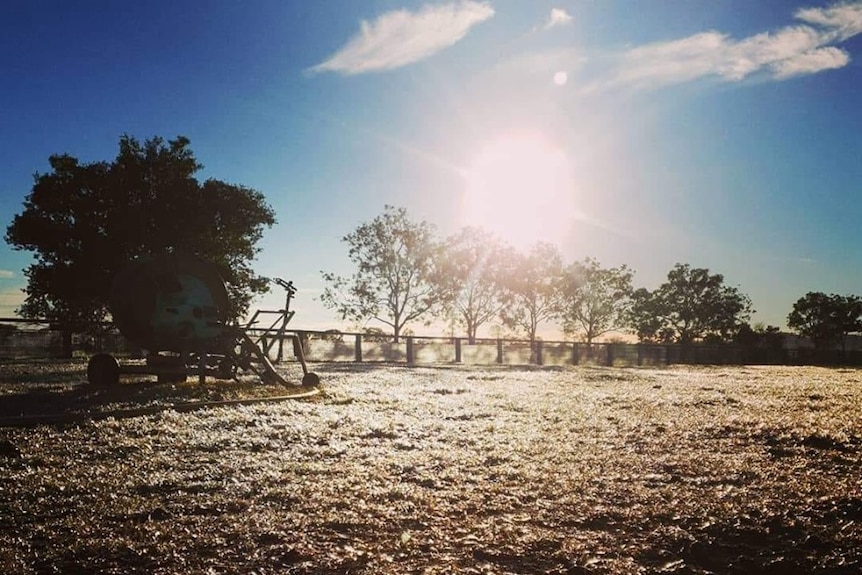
[1,361,860,574]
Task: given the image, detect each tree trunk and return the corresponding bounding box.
[60,327,73,359]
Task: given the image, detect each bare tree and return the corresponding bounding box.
[559,258,633,345]
[498,242,563,348]
[320,206,446,342]
[436,227,513,344]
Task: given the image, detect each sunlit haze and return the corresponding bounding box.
[460,134,575,248]
[1,1,861,336]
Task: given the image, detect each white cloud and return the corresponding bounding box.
[771,46,850,78]
[594,0,862,91]
[309,1,494,75]
[795,2,862,41]
[612,31,730,88]
[544,8,573,30]
[0,270,15,280]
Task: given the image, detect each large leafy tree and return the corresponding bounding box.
[498,242,563,347]
[559,258,634,345]
[629,287,676,343]
[436,227,513,344]
[628,263,753,344]
[787,292,862,350]
[5,135,276,328]
[320,206,446,342]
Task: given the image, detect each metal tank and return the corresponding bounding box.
[86,253,319,388]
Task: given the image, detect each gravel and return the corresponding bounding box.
[1,362,860,574]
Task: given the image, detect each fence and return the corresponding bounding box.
[281,332,788,367]
[0,322,132,360]
[2,320,861,367]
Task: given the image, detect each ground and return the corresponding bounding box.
[1,361,861,574]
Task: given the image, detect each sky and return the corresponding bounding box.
[1,0,861,337]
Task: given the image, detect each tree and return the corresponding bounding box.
[320,206,446,342]
[627,263,753,344]
[558,258,633,345]
[5,135,276,331]
[629,287,673,343]
[498,242,563,347]
[787,292,862,350]
[436,227,513,344]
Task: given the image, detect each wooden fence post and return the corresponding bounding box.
[406,337,415,365]
[496,339,504,364]
[606,343,614,367]
[637,344,644,366]
[454,338,462,363]
[535,340,543,365]
[354,334,362,362]
[572,343,579,365]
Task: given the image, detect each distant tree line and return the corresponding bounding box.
[321,206,862,349]
[6,140,859,357]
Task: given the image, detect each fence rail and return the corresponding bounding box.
[2,319,861,367]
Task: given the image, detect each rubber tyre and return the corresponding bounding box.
[301,372,320,387]
[87,353,120,386]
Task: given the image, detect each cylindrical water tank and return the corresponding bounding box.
[109,253,230,352]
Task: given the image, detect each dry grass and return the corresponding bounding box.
[1,362,860,574]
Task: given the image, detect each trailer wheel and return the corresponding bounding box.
[301,372,320,387]
[87,353,120,386]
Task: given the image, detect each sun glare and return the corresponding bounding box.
[460,134,574,247]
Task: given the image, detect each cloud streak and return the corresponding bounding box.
[309,1,494,75]
[593,1,862,91]
[0,270,16,280]
[544,8,573,30]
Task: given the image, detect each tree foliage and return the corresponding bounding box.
[437,227,512,344]
[498,242,563,345]
[787,292,862,350]
[5,135,276,325]
[559,258,634,344]
[628,263,753,344]
[320,206,446,342]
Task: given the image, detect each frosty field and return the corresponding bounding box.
[1,362,860,574]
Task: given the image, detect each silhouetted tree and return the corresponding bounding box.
[559,258,633,345]
[498,242,563,349]
[320,206,446,342]
[628,263,753,344]
[436,227,513,344]
[734,322,783,349]
[5,135,276,337]
[787,292,862,350]
[629,287,673,343]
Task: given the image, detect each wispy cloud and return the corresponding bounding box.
[544,8,573,30]
[796,2,862,41]
[771,46,849,78]
[0,270,15,280]
[309,1,494,75]
[593,1,862,91]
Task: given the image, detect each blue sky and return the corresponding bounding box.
[1,0,861,336]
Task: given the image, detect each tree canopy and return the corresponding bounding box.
[437,227,512,344]
[559,258,634,345]
[320,206,447,342]
[5,135,276,325]
[787,292,862,350]
[628,263,753,344]
[498,242,563,345]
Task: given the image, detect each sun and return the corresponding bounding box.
[460,134,575,248]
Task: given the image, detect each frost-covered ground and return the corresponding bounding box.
[1,362,861,574]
